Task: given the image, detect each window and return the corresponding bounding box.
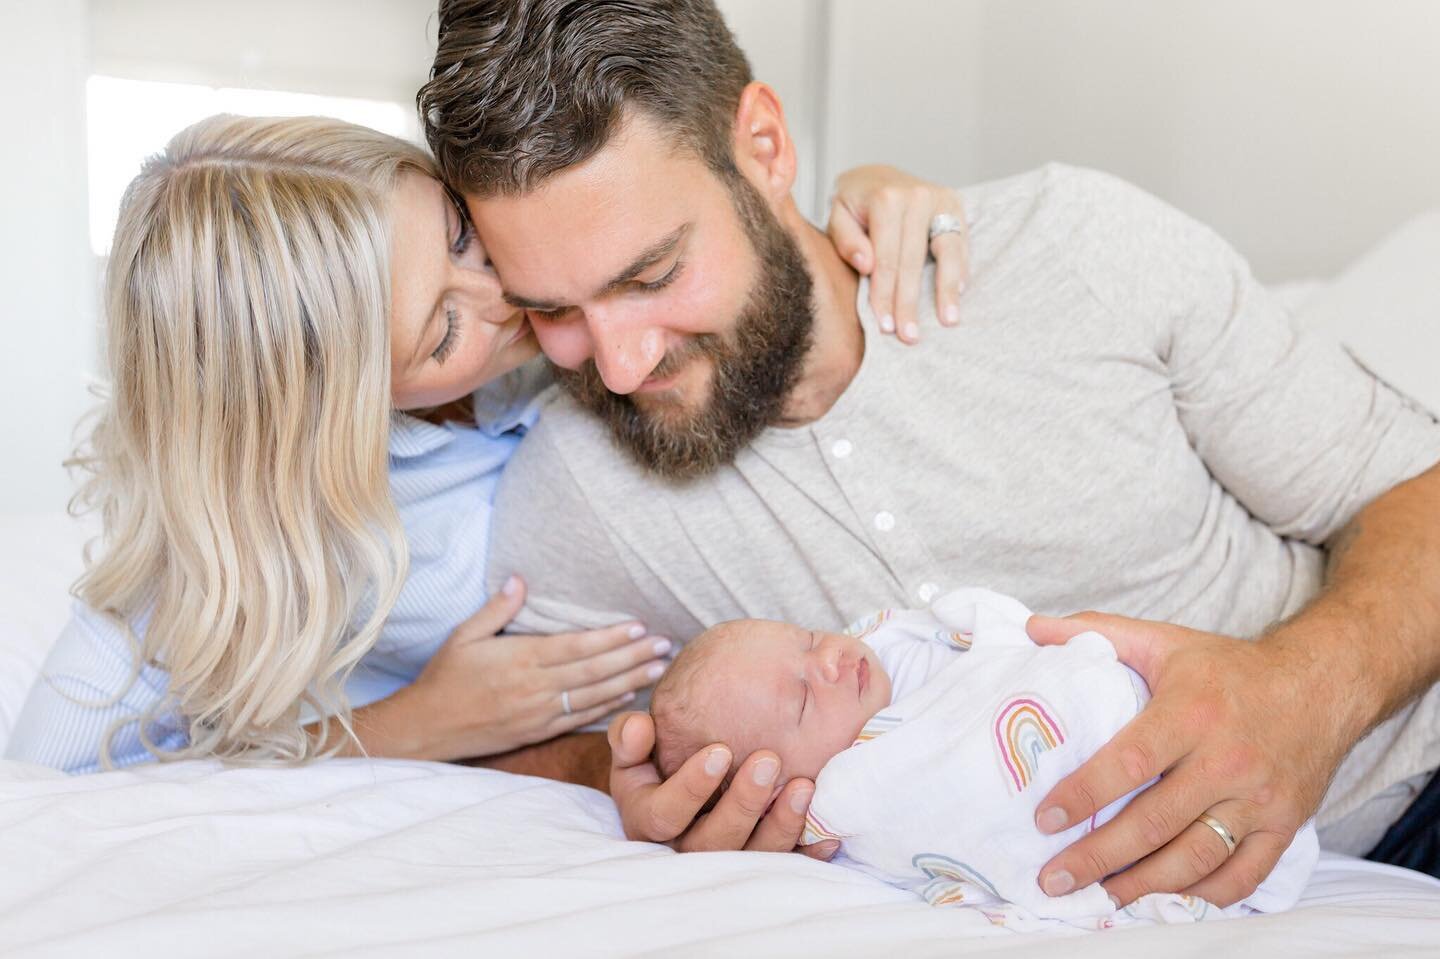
[86,75,418,256]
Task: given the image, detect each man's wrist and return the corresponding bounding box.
[462,732,611,791]
[1260,603,1388,745]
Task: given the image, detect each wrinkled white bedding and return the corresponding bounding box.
[1,758,1438,958]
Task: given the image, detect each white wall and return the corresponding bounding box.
[0,1,95,516]
[88,0,439,105]
[819,0,1440,281]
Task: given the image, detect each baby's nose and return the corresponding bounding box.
[818,649,841,683]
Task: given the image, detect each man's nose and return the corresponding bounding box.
[588,309,665,395]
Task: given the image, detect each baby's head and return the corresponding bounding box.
[651,618,893,785]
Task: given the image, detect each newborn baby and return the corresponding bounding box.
[650,588,1318,929]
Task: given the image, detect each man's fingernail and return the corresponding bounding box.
[944,304,961,325]
[789,784,814,814]
[1037,806,1068,834]
[902,322,920,340]
[704,748,731,777]
[818,840,840,859]
[879,314,895,333]
[652,638,672,656]
[1042,869,1075,897]
[752,757,779,786]
[502,575,520,597]
[628,624,646,639]
[853,252,868,269]
[1108,894,1121,911]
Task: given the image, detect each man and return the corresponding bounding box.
[418,0,1440,905]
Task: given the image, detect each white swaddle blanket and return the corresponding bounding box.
[801,587,1319,929]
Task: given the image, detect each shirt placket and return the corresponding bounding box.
[813,422,946,607]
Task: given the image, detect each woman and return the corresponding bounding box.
[5,114,969,774]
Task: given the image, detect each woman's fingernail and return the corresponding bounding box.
[652,638,672,656]
[1042,869,1075,897]
[853,252,868,269]
[622,691,636,703]
[752,757,779,786]
[879,314,895,333]
[789,785,814,814]
[1037,806,1068,834]
[902,322,920,340]
[956,279,967,296]
[628,624,646,640]
[646,663,666,681]
[945,304,961,326]
[502,575,520,597]
[705,747,731,777]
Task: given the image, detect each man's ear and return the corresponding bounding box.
[732,81,797,202]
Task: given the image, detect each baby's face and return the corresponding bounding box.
[699,620,893,783]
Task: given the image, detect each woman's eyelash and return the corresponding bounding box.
[432,308,460,364]
[452,218,476,256]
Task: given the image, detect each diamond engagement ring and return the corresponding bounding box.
[928,212,965,241]
[1197,812,1238,856]
[560,689,573,716]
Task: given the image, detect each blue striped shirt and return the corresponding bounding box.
[3,364,549,773]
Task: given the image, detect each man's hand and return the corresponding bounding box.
[607,711,840,858]
[1024,612,1350,908]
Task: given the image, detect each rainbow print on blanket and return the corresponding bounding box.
[854,713,902,743]
[843,608,895,641]
[994,695,1065,794]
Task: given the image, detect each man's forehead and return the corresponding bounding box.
[464,113,714,297]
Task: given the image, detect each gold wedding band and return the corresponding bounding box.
[1197,812,1238,856]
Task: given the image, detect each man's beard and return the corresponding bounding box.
[553,176,815,481]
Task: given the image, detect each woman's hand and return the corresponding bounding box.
[828,164,971,344]
[355,575,670,762]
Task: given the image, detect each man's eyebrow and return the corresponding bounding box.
[501,223,690,311]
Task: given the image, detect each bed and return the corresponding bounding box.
[3,212,1439,957]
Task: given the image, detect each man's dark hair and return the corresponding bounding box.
[419,0,754,197]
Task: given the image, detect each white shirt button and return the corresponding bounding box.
[917,582,939,603]
[831,439,853,459]
[874,511,895,532]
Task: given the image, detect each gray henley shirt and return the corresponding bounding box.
[486,164,1440,830]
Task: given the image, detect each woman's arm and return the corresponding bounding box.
[4,603,182,773]
[305,576,665,763]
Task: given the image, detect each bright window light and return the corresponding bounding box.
[87,75,419,255]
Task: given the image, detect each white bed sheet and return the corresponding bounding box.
[1,758,1438,959]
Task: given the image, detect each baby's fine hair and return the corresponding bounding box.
[649,621,747,779]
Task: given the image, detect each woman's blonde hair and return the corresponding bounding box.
[73,114,434,765]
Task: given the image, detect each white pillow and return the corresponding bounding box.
[0,512,94,753]
[1292,210,1440,415]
